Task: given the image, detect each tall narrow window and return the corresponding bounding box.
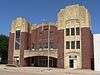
[76,27,80,35]
[32,43,34,49]
[76,41,80,49]
[66,28,70,36]
[44,42,48,48]
[50,42,53,48]
[16,30,20,38]
[15,42,20,50]
[71,41,75,49]
[15,30,20,50]
[66,41,70,49]
[71,28,75,35]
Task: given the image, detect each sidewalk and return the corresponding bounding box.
[0,65,100,75]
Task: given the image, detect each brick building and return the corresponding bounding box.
[8,4,94,70]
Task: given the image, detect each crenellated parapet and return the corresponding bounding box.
[57,4,91,29]
[11,17,30,33]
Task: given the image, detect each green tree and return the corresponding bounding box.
[0,34,8,64]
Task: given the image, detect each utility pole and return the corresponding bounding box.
[47,23,50,68]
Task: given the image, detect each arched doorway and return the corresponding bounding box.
[24,56,57,67]
[69,55,78,69]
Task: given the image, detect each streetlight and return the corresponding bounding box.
[47,23,50,68]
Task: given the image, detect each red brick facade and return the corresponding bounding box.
[81,27,94,70]
[30,25,64,68]
[8,25,65,67]
[8,33,14,64]
[8,26,94,70]
[57,30,64,68]
[20,32,28,66]
[30,26,59,49]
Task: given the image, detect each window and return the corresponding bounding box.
[38,43,43,49]
[71,28,75,35]
[66,28,70,36]
[76,41,80,49]
[69,56,71,58]
[50,42,53,48]
[44,28,48,31]
[32,43,34,49]
[15,42,20,49]
[15,30,20,50]
[69,55,77,58]
[16,38,20,42]
[16,30,20,38]
[66,41,70,49]
[76,27,80,35]
[39,32,42,34]
[50,31,54,36]
[50,31,53,34]
[71,41,75,49]
[75,56,77,58]
[44,42,48,48]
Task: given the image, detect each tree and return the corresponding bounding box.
[0,34,8,64]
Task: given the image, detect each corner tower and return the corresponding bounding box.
[8,17,30,66]
[57,4,94,70]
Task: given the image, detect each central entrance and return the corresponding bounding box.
[25,56,57,67]
[69,59,77,69]
[69,59,74,68]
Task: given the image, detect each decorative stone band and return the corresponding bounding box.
[24,49,58,58]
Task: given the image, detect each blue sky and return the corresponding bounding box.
[0,0,99,35]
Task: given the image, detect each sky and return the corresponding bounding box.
[0,0,99,35]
